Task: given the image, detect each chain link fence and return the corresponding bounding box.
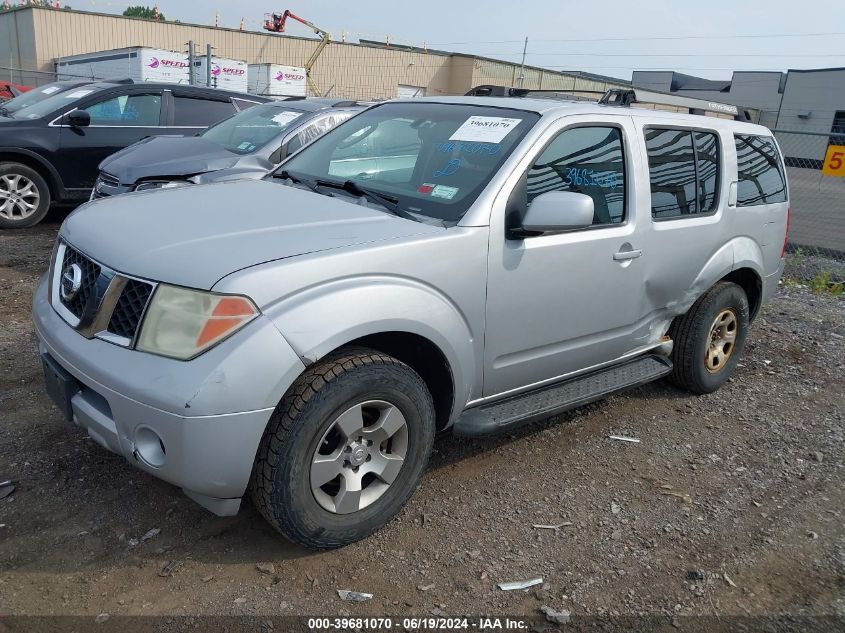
[772,129,845,286]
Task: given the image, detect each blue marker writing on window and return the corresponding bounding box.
[436,141,500,155]
[434,158,461,178]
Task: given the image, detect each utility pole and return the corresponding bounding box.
[186,40,195,85]
[516,36,528,88]
[206,43,213,87]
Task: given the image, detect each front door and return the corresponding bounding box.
[483,116,648,397]
[57,89,164,193]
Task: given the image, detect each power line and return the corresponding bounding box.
[518,52,845,58]
[429,32,845,45]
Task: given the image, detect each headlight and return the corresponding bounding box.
[136,285,259,360]
[134,180,192,192]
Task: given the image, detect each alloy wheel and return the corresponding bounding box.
[310,400,409,514]
[0,173,40,221]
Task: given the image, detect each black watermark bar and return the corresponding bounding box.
[0,616,843,633]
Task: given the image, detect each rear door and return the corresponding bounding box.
[56,87,165,192]
[636,124,732,319]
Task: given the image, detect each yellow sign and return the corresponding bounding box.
[822,145,845,177]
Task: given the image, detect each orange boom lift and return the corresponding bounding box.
[263,10,330,95]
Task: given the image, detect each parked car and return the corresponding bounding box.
[0,80,269,228]
[33,91,789,549]
[92,99,368,199]
[0,80,33,102]
[0,79,94,116]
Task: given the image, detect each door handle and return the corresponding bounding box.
[613,249,642,261]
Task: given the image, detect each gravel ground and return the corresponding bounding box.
[1,220,843,631]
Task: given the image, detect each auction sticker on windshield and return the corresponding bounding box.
[431,185,458,200]
[272,111,303,126]
[450,116,522,143]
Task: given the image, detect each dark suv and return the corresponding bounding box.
[0,80,269,228]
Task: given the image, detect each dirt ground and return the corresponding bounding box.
[1,217,844,631]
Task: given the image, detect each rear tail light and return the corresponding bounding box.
[781,207,791,258]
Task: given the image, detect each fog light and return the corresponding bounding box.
[134,426,166,467]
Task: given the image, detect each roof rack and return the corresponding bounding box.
[599,88,752,121]
[464,84,754,122]
[465,85,604,100]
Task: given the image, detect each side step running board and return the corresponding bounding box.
[453,354,672,438]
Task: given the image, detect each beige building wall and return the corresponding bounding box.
[1,6,628,99]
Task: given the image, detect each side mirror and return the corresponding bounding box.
[67,110,90,128]
[518,191,594,235]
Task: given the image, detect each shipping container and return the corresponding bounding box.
[192,57,248,93]
[55,47,189,84]
[248,64,307,97]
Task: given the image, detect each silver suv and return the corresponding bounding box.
[33,91,789,548]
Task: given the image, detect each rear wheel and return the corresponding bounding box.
[668,281,750,394]
[0,162,51,229]
[250,347,435,549]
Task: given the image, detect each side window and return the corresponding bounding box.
[173,96,235,127]
[646,129,697,218]
[735,135,787,206]
[646,128,721,219]
[526,126,626,225]
[83,93,161,126]
[287,112,355,154]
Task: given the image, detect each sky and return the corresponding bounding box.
[80,0,845,81]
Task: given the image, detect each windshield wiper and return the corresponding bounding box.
[273,169,325,195]
[0,106,11,117]
[317,179,421,223]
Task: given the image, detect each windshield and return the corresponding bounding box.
[0,82,84,116]
[274,102,539,224]
[13,86,100,120]
[201,104,309,154]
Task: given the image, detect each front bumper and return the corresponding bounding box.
[32,273,306,515]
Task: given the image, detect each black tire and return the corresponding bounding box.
[250,347,436,549]
[0,162,52,229]
[668,281,750,395]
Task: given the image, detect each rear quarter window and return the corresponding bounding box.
[734,135,787,206]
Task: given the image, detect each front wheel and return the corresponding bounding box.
[250,347,435,549]
[668,281,750,394]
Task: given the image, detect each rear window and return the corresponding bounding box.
[734,135,787,206]
[645,128,721,219]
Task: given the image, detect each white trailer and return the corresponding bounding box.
[55,47,189,84]
[248,64,307,97]
[193,57,248,93]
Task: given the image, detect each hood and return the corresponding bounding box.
[99,136,243,183]
[61,179,443,290]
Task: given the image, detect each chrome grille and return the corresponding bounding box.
[107,279,153,340]
[51,241,156,347]
[60,245,101,318]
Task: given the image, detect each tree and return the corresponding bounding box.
[122,5,165,21]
